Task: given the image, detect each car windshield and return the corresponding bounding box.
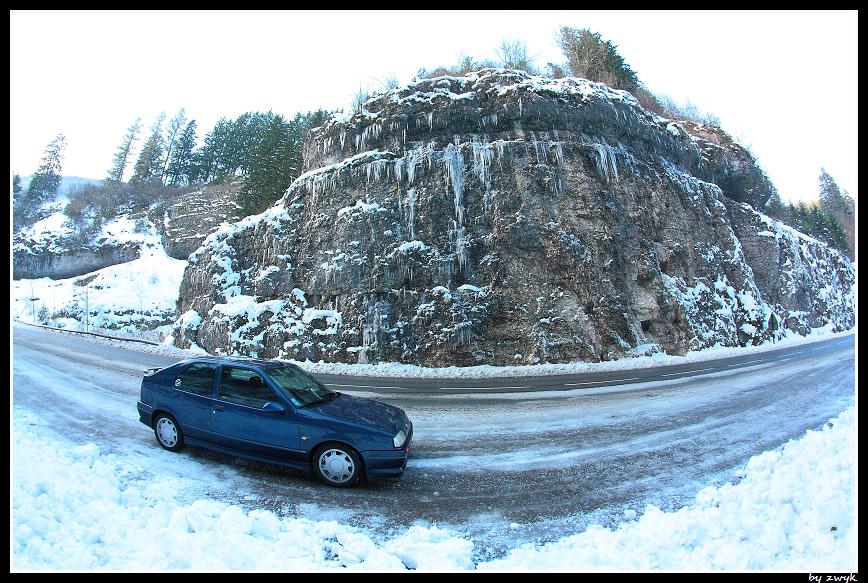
[266,366,337,408]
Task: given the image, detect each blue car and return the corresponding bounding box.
[136,357,412,487]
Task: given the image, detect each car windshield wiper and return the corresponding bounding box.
[298,392,339,408]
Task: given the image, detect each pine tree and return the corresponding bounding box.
[556,27,639,93]
[130,113,166,184]
[235,108,332,215]
[240,111,291,215]
[816,168,854,257]
[195,117,232,183]
[818,168,852,217]
[166,120,197,186]
[106,117,142,183]
[763,188,788,222]
[24,133,66,206]
[160,108,187,183]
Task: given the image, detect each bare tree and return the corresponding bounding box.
[496,39,536,74]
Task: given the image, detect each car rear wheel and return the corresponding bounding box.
[313,444,361,487]
[154,413,184,452]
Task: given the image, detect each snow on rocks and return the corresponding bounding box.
[169,68,854,366]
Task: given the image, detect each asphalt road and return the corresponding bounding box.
[11,324,856,557]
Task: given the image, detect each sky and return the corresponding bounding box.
[9,10,858,205]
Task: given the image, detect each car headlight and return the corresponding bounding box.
[393,429,407,448]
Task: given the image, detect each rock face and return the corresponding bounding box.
[13,243,140,280]
[172,69,855,365]
[161,179,244,259]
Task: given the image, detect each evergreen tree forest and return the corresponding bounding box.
[109,108,331,216]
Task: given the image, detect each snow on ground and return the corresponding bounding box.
[11,404,856,571]
[11,205,75,248]
[480,406,857,572]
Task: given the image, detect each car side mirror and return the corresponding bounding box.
[262,401,286,413]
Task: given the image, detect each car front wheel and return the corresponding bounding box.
[154,413,184,452]
[313,444,361,487]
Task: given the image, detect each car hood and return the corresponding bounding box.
[304,393,407,434]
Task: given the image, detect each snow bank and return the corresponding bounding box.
[290,326,853,379]
[480,406,856,571]
[12,405,855,571]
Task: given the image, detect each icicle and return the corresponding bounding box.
[365,158,391,185]
[394,158,404,187]
[452,221,468,271]
[406,147,422,185]
[591,140,619,183]
[472,139,494,192]
[483,189,497,216]
[553,141,564,166]
[405,187,417,240]
[442,143,465,225]
[447,321,472,352]
[427,141,436,171]
[494,140,506,170]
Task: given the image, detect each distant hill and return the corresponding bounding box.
[18,175,102,197]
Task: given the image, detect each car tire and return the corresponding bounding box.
[154,413,184,452]
[313,443,361,487]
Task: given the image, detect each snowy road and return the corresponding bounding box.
[11,324,855,558]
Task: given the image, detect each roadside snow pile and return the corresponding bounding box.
[12,405,855,571]
[480,406,856,571]
[290,326,851,379]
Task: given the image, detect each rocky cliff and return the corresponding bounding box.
[161,179,244,260]
[171,69,855,365]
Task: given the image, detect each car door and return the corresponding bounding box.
[211,365,302,461]
[168,362,217,441]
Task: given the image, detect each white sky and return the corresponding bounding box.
[9,10,858,204]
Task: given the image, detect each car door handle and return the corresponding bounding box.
[213,404,224,412]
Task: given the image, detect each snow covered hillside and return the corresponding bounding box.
[11,215,186,338]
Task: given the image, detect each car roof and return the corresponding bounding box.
[181,356,296,370]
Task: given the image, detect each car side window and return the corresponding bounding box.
[175,363,217,397]
[218,366,277,409]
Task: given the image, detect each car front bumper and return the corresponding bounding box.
[362,424,413,479]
